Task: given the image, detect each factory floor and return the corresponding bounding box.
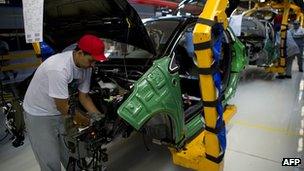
[1,62,304,171]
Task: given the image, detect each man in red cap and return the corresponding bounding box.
[23,34,106,171]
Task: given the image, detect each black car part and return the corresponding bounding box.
[0,85,25,147]
[1,47,25,147]
[2,98,25,147]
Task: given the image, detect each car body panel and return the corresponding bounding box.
[117,19,247,145]
[117,56,185,144]
[223,28,248,105]
[263,37,279,65]
[229,28,248,73]
[185,114,204,141]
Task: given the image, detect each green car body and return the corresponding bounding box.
[118,26,247,147]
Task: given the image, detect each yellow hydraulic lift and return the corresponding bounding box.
[170,0,236,170]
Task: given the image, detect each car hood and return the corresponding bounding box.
[44,0,156,55]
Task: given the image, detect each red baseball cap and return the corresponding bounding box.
[77,34,107,62]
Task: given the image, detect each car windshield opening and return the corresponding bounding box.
[144,20,180,55]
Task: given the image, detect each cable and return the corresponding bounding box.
[123,18,131,80]
[76,140,82,169]
[62,135,71,149]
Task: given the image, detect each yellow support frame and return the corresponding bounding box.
[170,0,233,170]
[193,0,228,169]
[265,2,290,74]
[32,42,41,56]
[255,1,304,74]
[170,105,236,170]
[296,12,304,27]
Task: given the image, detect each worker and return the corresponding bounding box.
[22,34,106,171]
[290,20,304,72]
[276,29,301,79]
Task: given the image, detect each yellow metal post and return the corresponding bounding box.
[32,42,41,56]
[193,0,228,169]
[170,0,229,170]
[296,12,304,27]
[279,3,290,68]
[169,105,236,170]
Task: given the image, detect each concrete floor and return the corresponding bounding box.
[225,64,304,171]
[1,62,304,171]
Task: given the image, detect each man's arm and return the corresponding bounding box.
[54,98,89,126]
[78,69,104,121]
[48,70,89,126]
[54,98,69,116]
[79,91,105,122]
[78,91,100,113]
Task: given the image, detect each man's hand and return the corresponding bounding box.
[54,98,69,116]
[62,115,78,136]
[79,91,101,115]
[62,112,89,137]
[73,112,90,127]
[87,112,105,124]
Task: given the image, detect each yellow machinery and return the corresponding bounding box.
[170,0,236,170]
[32,42,41,56]
[254,1,304,74]
[170,105,236,170]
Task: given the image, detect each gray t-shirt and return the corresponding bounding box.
[23,51,92,116]
[290,27,304,48]
[286,30,300,57]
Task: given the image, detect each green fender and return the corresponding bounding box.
[223,28,248,105]
[229,27,248,73]
[263,38,279,65]
[117,57,185,143]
